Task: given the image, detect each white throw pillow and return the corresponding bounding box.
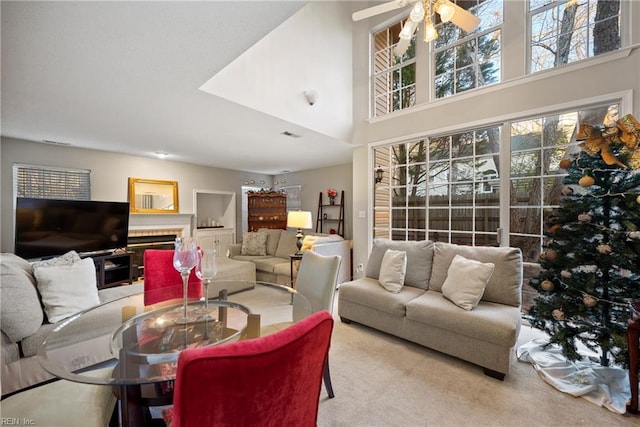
[377,249,407,293]
[31,250,81,269]
[441,254,495,311]
[34,257,100,323]
[240,232,268,256]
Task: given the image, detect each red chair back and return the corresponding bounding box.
[143,249,203,306]
[170,310,334,427]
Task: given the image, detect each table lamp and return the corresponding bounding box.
[287,211,313,255]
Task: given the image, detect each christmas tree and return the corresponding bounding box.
[528,113,640,367]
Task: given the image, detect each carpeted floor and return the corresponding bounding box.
[318,291,639,426]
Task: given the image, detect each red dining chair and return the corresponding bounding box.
[162,310,334,427]
[143,249,203,306]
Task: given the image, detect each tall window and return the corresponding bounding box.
[529,0,621,73]
[13,164,91,200]
[433,0,502,98]
[374,102,621,263]
[508,103,620,262]
[373,126,501,245]
[373,20,417,117]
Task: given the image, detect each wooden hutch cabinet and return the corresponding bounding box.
[247,191,287,231]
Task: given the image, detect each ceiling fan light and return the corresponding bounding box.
[394,37,411,56]
[449,3,480,33]
[409,1,425,22]
[399,19,418,40]
[436,0,456,23]
[423,18,438,42]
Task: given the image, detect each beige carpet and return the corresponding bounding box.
[318,294,639,427]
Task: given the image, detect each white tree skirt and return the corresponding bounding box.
[517,338,632,414]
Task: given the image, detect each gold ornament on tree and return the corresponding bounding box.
[552,309,565,321]
[539,250,557,261]
[579,175,595,187]
[578,213,592,223]
[559,159,573,169]
[596,244,612,255]
[541,280,555,291]
[583,295,598,308]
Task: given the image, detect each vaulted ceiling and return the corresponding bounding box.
[1,1,359,174]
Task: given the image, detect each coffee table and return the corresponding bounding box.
[38,281,311,426]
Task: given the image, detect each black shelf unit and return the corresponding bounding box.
[88,252,134,289]
[316,190,344,237]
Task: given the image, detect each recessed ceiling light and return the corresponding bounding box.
[154,151,169,159]
[281,131,301,138]
[42,139,71,146]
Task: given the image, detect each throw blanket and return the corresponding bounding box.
[517,338,631,414]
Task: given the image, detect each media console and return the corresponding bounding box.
[85,252,134,289]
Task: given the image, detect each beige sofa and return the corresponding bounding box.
[1,253,143,396]
[228,229,351,286]
[338,239,523,380]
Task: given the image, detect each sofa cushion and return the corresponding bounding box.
[0,254,44,343]
[258,229,282,256]
[250,257,284,275]
[240,232,268,256]
[19,323,57,358]
[406,291,521,347]
[441,254,494,311]
[365,239,434,290]
[378,249,407,293]
[274,230,298,259]
[429,242,523,307]
[34,257,100,323]
[339,278,425,318]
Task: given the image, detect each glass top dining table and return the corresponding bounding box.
[37,280,312,387]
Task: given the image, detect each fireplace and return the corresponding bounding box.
[127,214,192,279]
[127,234,177,279]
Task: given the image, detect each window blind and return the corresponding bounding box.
[13,163,91,200]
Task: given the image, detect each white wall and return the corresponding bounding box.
[275,162,353,239]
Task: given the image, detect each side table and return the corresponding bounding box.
[289,253,303,289]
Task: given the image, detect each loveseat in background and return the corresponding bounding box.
[228,228,351,286]
[338,239,523,380]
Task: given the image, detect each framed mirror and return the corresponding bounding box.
[128,178,179,214]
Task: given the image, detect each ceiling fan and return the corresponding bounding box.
[352,0,480,56]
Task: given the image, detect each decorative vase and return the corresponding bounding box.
[329,198,335,205]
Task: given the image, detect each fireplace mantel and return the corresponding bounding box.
[128,213,193,237]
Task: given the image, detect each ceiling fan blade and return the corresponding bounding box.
[449,3,480,33]
[352,0,410,22]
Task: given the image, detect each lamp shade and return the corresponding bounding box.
[287,211,313,229]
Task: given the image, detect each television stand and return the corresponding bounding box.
[84,252,134,289]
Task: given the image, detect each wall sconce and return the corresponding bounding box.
[375,166,384,184]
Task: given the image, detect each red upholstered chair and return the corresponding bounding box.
[143,249,203,306]
[162,310,334,427]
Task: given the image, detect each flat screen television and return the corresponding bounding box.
[14,198,130,260]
